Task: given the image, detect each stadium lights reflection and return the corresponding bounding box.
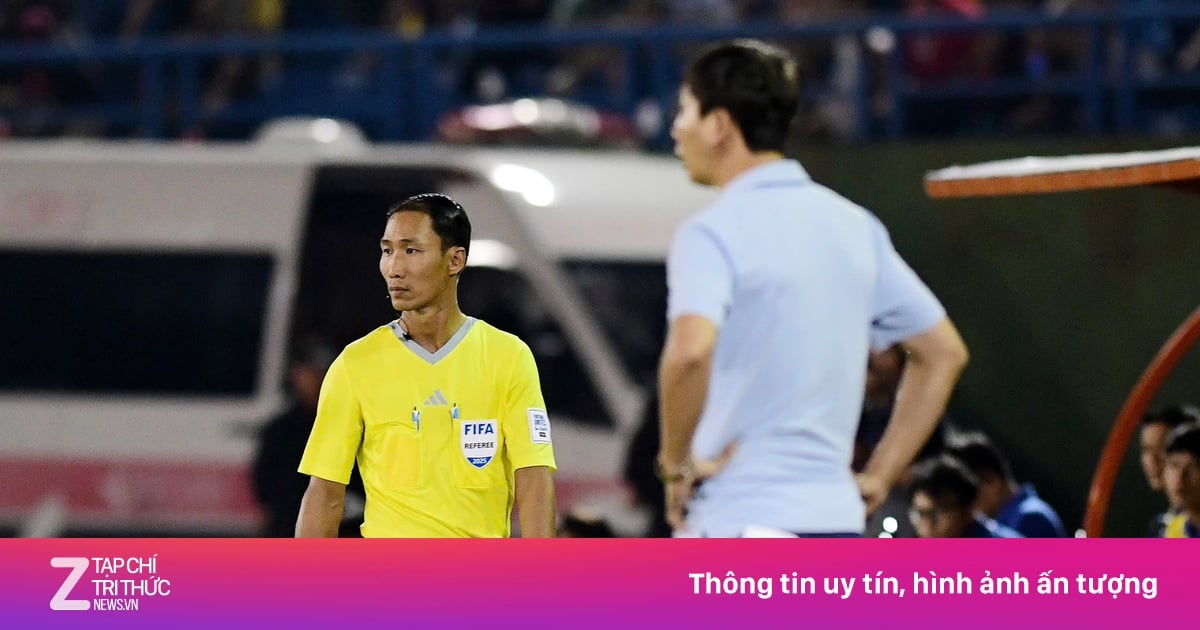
[311,118,342,143]
[466,239,519,270]
[512,98,540,125]
[253,116,367,155]
[490,164,556,207]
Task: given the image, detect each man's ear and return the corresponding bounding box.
[707,107,738,146]
[447,246,467,277]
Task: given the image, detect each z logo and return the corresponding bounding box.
[50,557,91,611]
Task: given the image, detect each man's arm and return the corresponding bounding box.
[657,314,718,528]
[295,476,347,537]
[859,318,968,513]
[514,465,556,537]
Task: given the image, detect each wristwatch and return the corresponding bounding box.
[655,460,691,483]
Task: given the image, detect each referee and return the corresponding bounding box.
[296,194,557,537]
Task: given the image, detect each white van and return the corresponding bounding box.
[0,123,715,536]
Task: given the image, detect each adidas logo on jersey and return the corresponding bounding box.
[423,389,448,406]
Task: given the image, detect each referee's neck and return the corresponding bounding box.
[402,305,467,352]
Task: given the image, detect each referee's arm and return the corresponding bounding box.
[295,476,347,537]
[514,465,556,537]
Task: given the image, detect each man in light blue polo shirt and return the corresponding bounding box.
[656,40,969,537]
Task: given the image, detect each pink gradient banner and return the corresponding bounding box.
[1,539,1193,629]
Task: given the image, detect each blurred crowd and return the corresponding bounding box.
[3,0,1200,140]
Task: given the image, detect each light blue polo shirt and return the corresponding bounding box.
[667,159,945,536]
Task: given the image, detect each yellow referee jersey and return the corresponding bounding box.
[299,317,557,537]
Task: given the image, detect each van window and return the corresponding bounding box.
[0,250,272,394]
[458,266,608,425]
[564,261,666,387]
[291,166,446,347]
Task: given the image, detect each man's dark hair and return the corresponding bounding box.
[683,39,800,153]
[908,454,980,508]
[946,431,1014,484]
[386,193,471,258]
[1165,422,1200,459]
[1142,405,1200,429]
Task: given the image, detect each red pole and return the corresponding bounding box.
[1084,305,1200,537]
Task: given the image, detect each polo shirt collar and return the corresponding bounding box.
[721,159,812,196]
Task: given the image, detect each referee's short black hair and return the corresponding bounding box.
[683,39,800,153]
[386,193,471,258]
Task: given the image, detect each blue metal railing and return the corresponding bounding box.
[1,7,1198,144]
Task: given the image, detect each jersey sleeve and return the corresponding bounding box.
[666,220,734,327]
[501,342,557,472]
[298,352,363,485]
[869,219,946,350]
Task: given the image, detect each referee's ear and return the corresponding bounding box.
[447,245,467,277]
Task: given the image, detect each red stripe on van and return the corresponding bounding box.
[0,457,622,535]
[0,457,260,533]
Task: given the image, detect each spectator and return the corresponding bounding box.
[907,454,1023,537]
[777,0,869,141]
[544,0,665,105]
[458,0,554,100]
[377,0,427,39]
[901,0,1001,134]
[1161,422,1200,538]
[1141,405,1200,492]
[1140,405,1199,535]
[946,430,1066,537]
[0,0,88,136]
[902,0,988,84]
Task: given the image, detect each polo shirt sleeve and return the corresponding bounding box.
[298,353,363,485]
[666,220,733,327]
[501,342,557,472]
[869,219,946,350]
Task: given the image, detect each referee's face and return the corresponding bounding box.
[380,211,461,312]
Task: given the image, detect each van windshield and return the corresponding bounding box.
[563,261,666,388]
[0,251,273,395]
[453,260,665,427]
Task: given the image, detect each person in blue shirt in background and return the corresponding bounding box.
[656,39,969,537]
[946,431,1066,537]
[907,454,1022,538]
